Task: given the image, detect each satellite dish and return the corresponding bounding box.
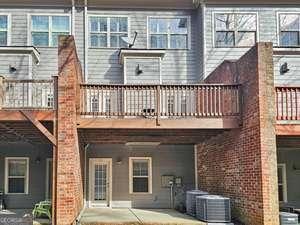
[121,31,138,48]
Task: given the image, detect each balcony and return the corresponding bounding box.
[78,83,242,129]
[0,79,55,122]
[276,87,300,122]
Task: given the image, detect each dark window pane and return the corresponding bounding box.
[280,31,299,46]
[133,161,148,176]
[32,32,49,46]
[8,178,25,193]
[0,15,7,29]
[52,32,69,46]
[278,185,283,202]
[0,31,7,46]
[133,177,148,193]
[150,34,167,48]
[278,168,283,184]
[215,31,234,47]
[170,34,187,49]
[236,31,256,46]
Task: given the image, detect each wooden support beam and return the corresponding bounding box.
[20,110,57,146]
[276,124,300,136]
[0,110,54,121]
[77,117,240,129]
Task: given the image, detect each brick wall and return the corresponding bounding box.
[197,43,279,225]
[56,36,84,225]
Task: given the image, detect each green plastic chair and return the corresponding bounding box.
[32,200,52,220]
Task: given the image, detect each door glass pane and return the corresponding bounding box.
[278,185,283,202]
[94,164,107,201]
[278,168,283,184]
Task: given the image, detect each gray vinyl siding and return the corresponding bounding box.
[86,10,200,84]
[204,6,300,85]
[0,142,52,209]
[125,57,160,84]
[277,148,300,208]
[0,55,31,79]
[0,7,71,79]
[86,144,195,208]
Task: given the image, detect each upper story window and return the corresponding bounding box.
[0,15,9,46]
[31,15,70,47]
[279,14,300,47]
[89,16,128,48]
[148,17,189,49]
[214,13,257,47]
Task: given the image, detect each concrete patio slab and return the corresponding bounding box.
[80,208,205,225]
[0,209,51,225]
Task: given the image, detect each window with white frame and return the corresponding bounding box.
[31,15,70,47]
[279,14,300,46]
[89,16,128,48]
[214,13,257,47]
[129,157,152,194]
[149,17,189,49]
[5,158,29,194]
[278,164,287,202]
[0,15,8,46]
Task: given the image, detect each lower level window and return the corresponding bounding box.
[129,157,152,194]
[5,158,29,194]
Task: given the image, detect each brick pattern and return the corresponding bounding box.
[56,36,84,225]
[197,43,279,225]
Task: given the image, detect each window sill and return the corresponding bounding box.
[129,192,152,195]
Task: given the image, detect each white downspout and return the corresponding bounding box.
[200,0,206,79]
[84,143,90,207]
[194,145,198,190]
[84,0,88,82]
[71,0,75,36]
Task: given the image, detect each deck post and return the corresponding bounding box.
[156,85,160,126]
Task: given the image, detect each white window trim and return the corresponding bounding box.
[276,11,300,48]
[129,157,152,194]
[147,15,191,50]
[27,13,71,47]
[88,15,130,49]
[0,13,11,46]
[212,11,259,48]
[278,163,288,203]
[4,157,29,195]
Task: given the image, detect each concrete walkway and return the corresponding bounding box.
[80,208,205,225]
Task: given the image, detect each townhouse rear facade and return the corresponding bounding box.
[0,0,299,224]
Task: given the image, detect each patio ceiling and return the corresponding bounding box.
[0,121,53,146]
[78,128,226,144]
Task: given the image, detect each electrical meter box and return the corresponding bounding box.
[161,175,174,188]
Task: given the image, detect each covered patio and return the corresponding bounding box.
[79,208,205,225]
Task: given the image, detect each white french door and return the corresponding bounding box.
[89,158,112,207]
